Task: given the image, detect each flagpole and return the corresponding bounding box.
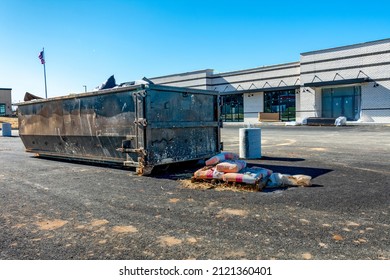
[42,48,48,99]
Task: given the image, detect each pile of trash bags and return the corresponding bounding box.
[193,152,312,189]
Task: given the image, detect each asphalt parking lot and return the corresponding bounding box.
[0,125,389,260]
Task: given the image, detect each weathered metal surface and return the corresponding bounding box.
[17,84,221,174]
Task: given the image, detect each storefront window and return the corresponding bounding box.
[0,104,6,116]
[264,89,296,121]
[221,95,243,122]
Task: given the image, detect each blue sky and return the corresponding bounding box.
[1,0,390,103]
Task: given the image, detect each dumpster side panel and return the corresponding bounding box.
[17,85,221,173]
[145,87,220,166]
[147,127,219,164]
[147,89,216,122]
[18,90,137,163]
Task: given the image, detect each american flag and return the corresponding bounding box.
[38,50,45,64]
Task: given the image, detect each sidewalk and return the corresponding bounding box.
[222,121,390,128]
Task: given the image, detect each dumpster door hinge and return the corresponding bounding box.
[133,90,147,98]
[134,118,148,127]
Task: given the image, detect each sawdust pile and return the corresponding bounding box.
[179,178,260,192]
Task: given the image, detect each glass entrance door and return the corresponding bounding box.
[322,86,361,121]
[332,96,343,117]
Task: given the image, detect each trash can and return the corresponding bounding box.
[1,123,12,137]
[239,128,261,159]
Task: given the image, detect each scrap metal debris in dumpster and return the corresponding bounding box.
[189,152,312,192]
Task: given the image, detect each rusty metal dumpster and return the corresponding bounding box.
[17,84,221,175]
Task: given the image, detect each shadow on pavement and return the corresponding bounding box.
[31,155,333,189]
[248,163,333,179]
[153,161,333,183]
[259,156,305,162]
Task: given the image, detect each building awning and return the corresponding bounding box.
[221,85,300,95]
[303,77,371,88]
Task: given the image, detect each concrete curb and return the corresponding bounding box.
[222,121,390,128]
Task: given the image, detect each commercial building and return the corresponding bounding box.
[0,88,12,116]
[151,38,390,124]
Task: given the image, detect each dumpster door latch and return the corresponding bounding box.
[117,147,147,155]
[117,137,147,155]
